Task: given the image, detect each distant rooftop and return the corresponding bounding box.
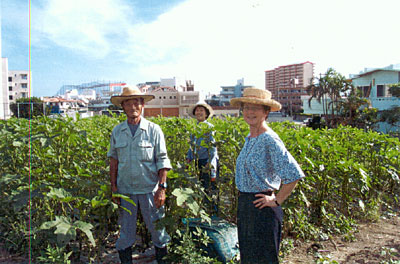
[350,64,400,79]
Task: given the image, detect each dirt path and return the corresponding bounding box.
[1,216,399,263]
[283,216,400,263]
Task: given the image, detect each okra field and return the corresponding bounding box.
[1,115,399,263]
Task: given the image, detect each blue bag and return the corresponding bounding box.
[182,217,239,263]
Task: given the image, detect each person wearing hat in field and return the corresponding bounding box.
[107,86,172,264]
[186,101,219,212]
[230,88,305,263]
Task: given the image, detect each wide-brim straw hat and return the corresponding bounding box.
[188,101,214,119]
[230,87,282,112]
[111,86,155,106]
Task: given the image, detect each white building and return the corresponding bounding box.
[8,70,31,102]
[0,56,32,119]
[1,58,9,119]
[0,18,3,119]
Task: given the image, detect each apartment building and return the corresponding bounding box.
[8,70,31,102]
[265,61,314,114]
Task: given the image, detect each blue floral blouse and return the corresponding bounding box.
[235,126,305,192]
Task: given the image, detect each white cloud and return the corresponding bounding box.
[32,0,135,58]
[29,0,400,96]
[128,0,400,95]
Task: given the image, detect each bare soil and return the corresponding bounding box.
[1,216,399,263]
[282,216,400,264]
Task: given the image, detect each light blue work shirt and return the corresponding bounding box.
[107,118,172,194]
[186,120,218,177]
[235,126,305,192]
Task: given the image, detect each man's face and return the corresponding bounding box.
[122,98,143,119]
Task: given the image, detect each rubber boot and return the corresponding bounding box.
[155,246,168,264]
[118,247,132,264]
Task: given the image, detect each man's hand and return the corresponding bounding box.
[111,185,120,205]
[110,157,120,205]
[154,188,166,208]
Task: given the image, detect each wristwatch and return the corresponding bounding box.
[158,182,167,189]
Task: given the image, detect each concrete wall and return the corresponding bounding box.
[144,107,179,117]
[1,58,10,119]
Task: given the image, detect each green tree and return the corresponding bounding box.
[380,83,400,134]
[307,68,353,127]
[388,83,400,97]
[9,97,50,118]
[336,87,377,129]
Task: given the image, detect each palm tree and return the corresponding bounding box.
[307,68,353,127]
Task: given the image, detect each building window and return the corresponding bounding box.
[21,74,28,80]
[9,86,12,91]
[8,77,12,81]
[21,83,28,88]
[357,86,370,97]
[22,93,27,98]
[9,95,13,100]
[377,85,385,97]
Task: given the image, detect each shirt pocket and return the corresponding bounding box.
[137,141,154,161]
[115,142,129,161]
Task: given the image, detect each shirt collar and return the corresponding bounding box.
[121,117,149,131]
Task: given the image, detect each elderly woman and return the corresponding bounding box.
[186,101,219,192]
[230,88,305,263]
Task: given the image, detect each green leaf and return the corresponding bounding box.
[47,187,72,199]
[12,141,22,147]
[74,221,96,247]
[358,200,365,211]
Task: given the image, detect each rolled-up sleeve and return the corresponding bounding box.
[107,132,118,160]
[154,125,172,171]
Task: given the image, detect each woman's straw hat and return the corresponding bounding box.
[230,87,281,112]
[111,86,155,106]
[188,101,214,119]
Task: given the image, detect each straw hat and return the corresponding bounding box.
[188,101,214,119]
[230,87,281,112]
[110,86,155,106]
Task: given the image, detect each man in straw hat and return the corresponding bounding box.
[230,87,305,263]
[107,86,171,264]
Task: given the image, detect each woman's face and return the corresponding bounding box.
[194,106,207,122]
[242,103,268,126]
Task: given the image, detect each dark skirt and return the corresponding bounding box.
[237,192,283,264]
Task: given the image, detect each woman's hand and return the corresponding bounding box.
[253,193,278,209]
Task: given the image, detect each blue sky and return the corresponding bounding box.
[2,0,400,98]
